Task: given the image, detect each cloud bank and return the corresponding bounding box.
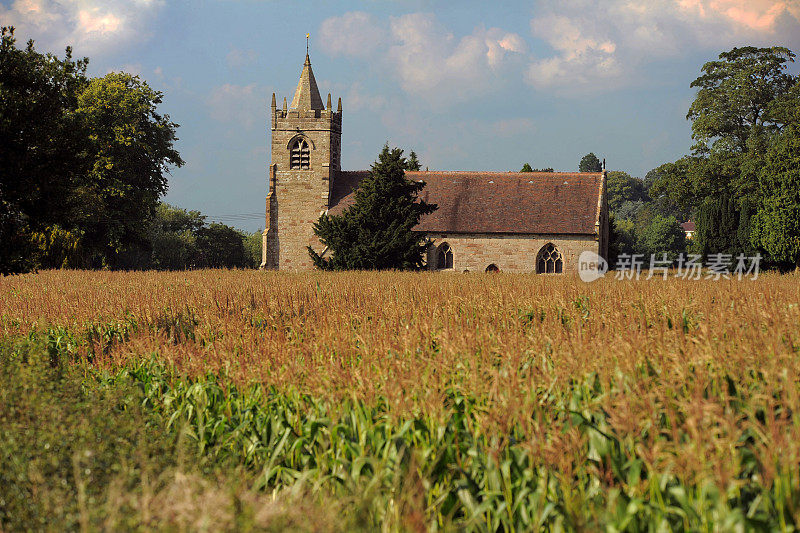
[0,0,163,55]
[319,2,800,99]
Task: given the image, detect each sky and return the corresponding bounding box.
[2,0,800,232]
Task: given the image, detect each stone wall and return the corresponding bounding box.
[425,233,599,273]
[264,105,342,271]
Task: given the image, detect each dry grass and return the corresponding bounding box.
[2,269,800,528]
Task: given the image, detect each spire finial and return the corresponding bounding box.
[306,32,310,59]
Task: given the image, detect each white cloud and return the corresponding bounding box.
[345,82,387,112]
[318,11,526,105]
[487,118,535,138]
[387,13,527,104]
[526,0,800,93]
[319,11,385,57]
[226,47,258,69]
[0,0,163,55]
[207,83,267,130]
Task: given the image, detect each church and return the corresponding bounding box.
[261,53,609,273]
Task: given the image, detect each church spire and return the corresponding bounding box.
[290,39,324,111]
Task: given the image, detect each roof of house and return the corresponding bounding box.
[329,170,605,235]
[290,54,324,111]
[680,220,696,232]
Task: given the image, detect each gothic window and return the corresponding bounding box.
[485,264,500,273]
[290,138,310,169]
[436,243,453,270]
[536,243,563,274]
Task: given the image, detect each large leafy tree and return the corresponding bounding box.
[579,152,602,172]
[650,46,798,258]
[309,145,436,270]
[751,124,800,267]
[0,27,183,273]
[0,26,89,273]
[688,46,796,154]
[75,73,184,267]
[606,171,647,213]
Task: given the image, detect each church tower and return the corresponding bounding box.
[261,51,342,270]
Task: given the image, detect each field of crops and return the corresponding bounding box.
[2,269,800,530]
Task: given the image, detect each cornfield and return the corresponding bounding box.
[2,269,800,530]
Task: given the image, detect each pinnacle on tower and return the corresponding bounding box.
[327,93,332,110]
[337,97,342,113]
[290,51,324,110]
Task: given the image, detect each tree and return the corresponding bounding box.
[0,28,183,273]
[692,193,754,257]
[309,145,437,270]
[648,46,799,261]
[242,231,264,269]
[688,46,796,154]
[520,163,533,172]
[149,203,204,270]
[406,150,422,171]
[606,171,647,213]
[0,26,89,273]
[751,124,800,267]
[639,214,686,260]
[608,214,635,267]
[75,73,184,267]
[579,153,602,172]
[196,223,248,268]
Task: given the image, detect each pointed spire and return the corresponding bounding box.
[337,97,342,113]
[271,93,276,109]
[290,52,324,110]
[327,93,332,110]
[282,96,287,113]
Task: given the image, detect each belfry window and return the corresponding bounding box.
[436,243,453,270]
[290,138,310,169]
[536,243,563,274]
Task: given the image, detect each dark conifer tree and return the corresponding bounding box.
[308,145,437,270]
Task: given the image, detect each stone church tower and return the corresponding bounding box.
[261,52,341,270]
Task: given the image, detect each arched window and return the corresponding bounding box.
[536,243,563,273]
[436,243,453,270]
[290,138,310,169]
[485,264,500,273]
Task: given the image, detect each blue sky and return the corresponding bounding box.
[2,0,799,231]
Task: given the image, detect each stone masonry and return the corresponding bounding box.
[262,52,609,273]
[261,53,341,270]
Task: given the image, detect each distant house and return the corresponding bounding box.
[680,220,696,240]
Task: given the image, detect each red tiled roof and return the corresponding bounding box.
[680,221,696,232]
[329,170,604,235]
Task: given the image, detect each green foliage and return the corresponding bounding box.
[309,145,437,270]
[0,26,89,273]
[688,46,796,153]
[406,150,422,171]
[751,124,800,267]
[520,164,554,172]
[148,203,255,270]
[196,223,249,269]
[649,46,799,263]
[608,214,635,265]
[75,73,184,267]
[0,27,183,273]
[694,194,754,257]
[606,171,647,213]
[639,214,686,261]
[0,336,357,531]
[579,152,602,172]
